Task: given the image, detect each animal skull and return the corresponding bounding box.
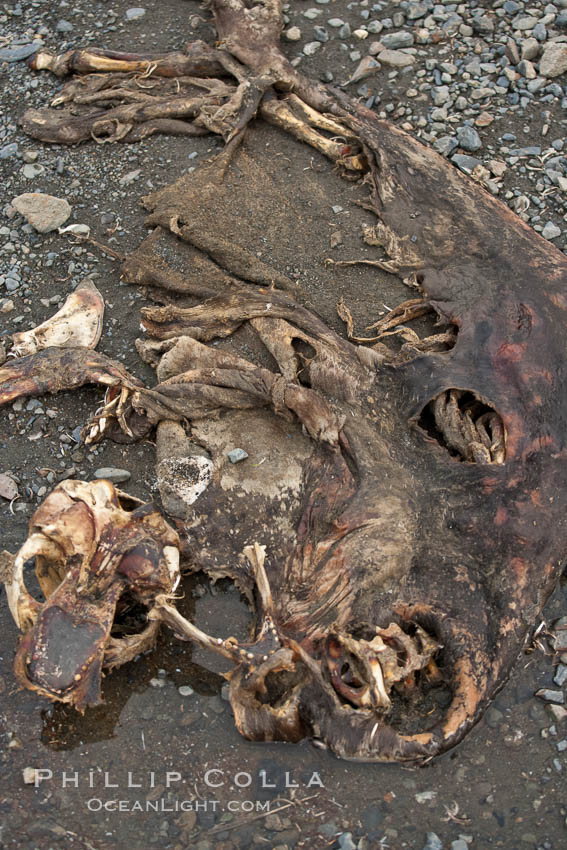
[4,479,179,710]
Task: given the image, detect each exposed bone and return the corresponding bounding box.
[3,480,180,709]
[243,543,274,616]
[29,44,225,79]
[10,280,104,356]
[429,389,506,464]
[148,596,243,663]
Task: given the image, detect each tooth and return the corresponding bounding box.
[10,280,104,357]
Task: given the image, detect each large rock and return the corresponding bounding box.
[539,43,567,78]
[11,193,72,233]
[380,31,414,49]
[377,48,416,69]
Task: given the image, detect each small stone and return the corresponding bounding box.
[451,154,482,174]
[0,41,43,62]
[126,7,146,20]
[457,126,482,152]
[22,163,45,180]
[149,677,165,688]
[227,448,248,464]
[432,86,450,106]
[422,833,443,850]
[542,221,561,240]
[554,665,567,687]
[327,18,345,28]
[119,169,141,186]
[346,56,381,84]
[0,143,18,159]
[367,20,383,34]
[0,473,18,501]
[508,146,542,157]
[378,49,415,68]
[433,136,458,157]
[314,26,329,42]
[488,160,507,177]
[520,37,540,60]
[381,31,414,49]
[513,15,539,30]
[94,467,132,483]
[407,3,428,21]
[518,59,537,79]
[11,193,72,233]
[339,23,351,38]
[451,841,469,850]
[353,28,369,40]
[56,20,73,33]
[505,38,521,65]
[548,704,567,722]
[285,26,301,41]
[303,41,321,56]
[23,767,39,785]
[540,43,567,77]
[178,685,195,696]
[338,833,356,850]
[536,688,565,703]
[0,340,5,366]
[415,790,437,804]
[473,15,495,34]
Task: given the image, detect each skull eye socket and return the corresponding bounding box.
[339,660,364,690]
[418,388,505,464]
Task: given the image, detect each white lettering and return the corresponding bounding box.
[34,769,52,787]
[234,772,252,788]
[204,769,224,788]
[127,772,142,788]
[62,771,79,788]
[259,770,276,789]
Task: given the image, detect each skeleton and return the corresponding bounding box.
[1,0,567,761]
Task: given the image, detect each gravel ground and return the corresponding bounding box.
[1,1,567,849]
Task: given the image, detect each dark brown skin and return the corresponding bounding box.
[6,0,567,762]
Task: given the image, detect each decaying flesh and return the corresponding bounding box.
[3,480,179,710]
[3,0,567,762]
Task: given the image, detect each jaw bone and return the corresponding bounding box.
[10,279,104,357]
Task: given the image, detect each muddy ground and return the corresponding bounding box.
[1,1,567,849]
